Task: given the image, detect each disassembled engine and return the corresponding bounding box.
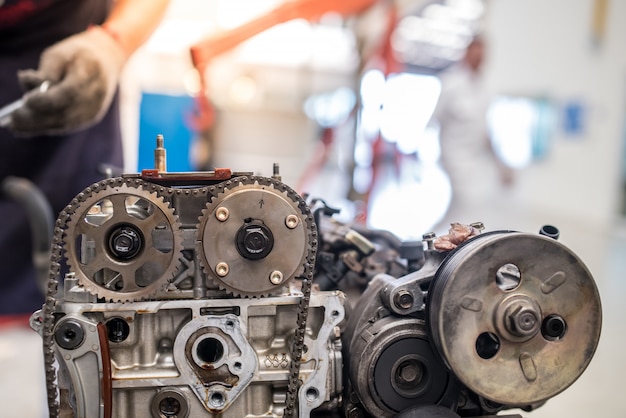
[31,140,602,418]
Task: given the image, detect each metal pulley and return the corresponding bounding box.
[427,232,602,406]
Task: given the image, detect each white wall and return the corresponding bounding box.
[483,0,626,231]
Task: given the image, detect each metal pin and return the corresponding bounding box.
[154,134,167,172]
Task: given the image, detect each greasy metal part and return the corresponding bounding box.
[154,134,167,172]
[44,292,342,417]
[38,172,324,418]
[342,247,453,417]
[427,232,602,406]
[380,244,447,316]
[53,315,106,418]
[347,317,458,416]
[64,182,184,302]
[34,159,603,418]
[197,176,313,297]
[172,314,257,412]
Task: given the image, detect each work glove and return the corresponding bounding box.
[10,26,126,136]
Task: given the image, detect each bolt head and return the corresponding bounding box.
[394,290,414,310]
[215,207,230,221]
[285,214,299,229]
[216,262,229,277]
[269,270,283,285]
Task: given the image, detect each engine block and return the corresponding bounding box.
[31,158,602,418]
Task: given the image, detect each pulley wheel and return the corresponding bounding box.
[350,317,458,416]
[427,232,601,406]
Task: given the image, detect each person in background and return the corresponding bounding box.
[0,0,170,316]
[431,35,513,234]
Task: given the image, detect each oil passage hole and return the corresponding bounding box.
[196,337,224,364]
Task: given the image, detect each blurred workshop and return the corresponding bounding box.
[0,0,624,417]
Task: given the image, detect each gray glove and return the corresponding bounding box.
[10,26,126,136]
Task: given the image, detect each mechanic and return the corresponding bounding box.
[431,36,513,233]
[0,0,170,316]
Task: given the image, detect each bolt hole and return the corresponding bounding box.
[476,332,500,359]
[233,361,242,371]
[542,314,567,341]
[209,391,225,408]
[106,317,130,343]
[496,263,521,291]
[158,396,181,417]
[331,310,340,318]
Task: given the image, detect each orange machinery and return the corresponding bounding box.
[188,0,378,129]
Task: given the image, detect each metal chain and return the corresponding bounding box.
[201,176,318,417]
[41,175,317,418]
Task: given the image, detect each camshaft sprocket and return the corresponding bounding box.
[196,176,316,297]
[64,181,183,302]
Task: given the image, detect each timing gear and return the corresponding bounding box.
[197,176,316,297]
[64,180,183,302]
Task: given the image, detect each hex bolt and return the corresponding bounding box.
[215,207,230,222]
[422,232,436,250]
[398,362,422,384]
[505,302,540,338]
[270,270,283,285]
[55,319,85,350]
[215,262,229,277]
[236,221,274,260]
[394,290,414,310]
[285,214,299,229]
[108,225,142,260]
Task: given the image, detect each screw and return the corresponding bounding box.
[422,232,436,250]
[216,262,229,277]
[269,270,283,285]
[215,207,230,222]
[55,319,85,350]
[394,290,414,310]
[285,214,299,229]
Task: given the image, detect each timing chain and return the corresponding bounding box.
[40,175,317,418]
[208,176,318,418]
